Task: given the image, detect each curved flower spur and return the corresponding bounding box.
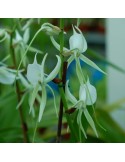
[26,53,61,122]
[65,79,98,138]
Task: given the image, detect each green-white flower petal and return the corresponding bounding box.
[41,53,48,82]
[85,79,97,105]
[80,54,106,74]
[18,73,31,88]
[50,36,69,52]
[23,28,30,44]
[29,83,39,113]
[79,84,86,102]
[67,55,74,67]
[45,55,61,83]
[46,84,58,117]
[69,25,87,53]
[74,26,87,52]
[27,54,41,86]
[77,110,87,138]
[75,57,84,85]
[0,67,16,84]
[83,108,98,137]
[38,85,47,122]
[65,80,77,105]
[15,30,22,43]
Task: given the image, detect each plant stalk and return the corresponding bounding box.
[56,62,67,142]
[10,31,29,143]
[56,19,78,142]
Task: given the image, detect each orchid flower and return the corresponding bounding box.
[26,53,61,122]
[50,25,106,76]
[65,79,98,138]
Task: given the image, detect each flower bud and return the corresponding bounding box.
[41,23,61,36]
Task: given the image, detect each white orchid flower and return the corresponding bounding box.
[26,53,61,122]
[50,25,106,75]
[65,79,98,138]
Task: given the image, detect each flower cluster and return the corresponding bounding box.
[47,23,105,138]
[0,21,106,139]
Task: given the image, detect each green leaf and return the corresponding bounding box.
[95,109,125,142]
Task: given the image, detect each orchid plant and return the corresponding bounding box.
[0,19,106,142]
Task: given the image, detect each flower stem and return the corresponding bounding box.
[56,18,64,142]
[56,62,67,142]
[10,31,29,143]
[57,19,78,142]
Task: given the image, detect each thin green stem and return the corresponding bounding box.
[56,18,65,142]
[56,19,79,142]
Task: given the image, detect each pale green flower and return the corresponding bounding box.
[50,25,106,75]
[26,53,61,122]
[65,79,98,138]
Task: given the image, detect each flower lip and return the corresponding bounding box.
[69,25,87,53]
[27,53,41,86]
[27,53,61,86]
